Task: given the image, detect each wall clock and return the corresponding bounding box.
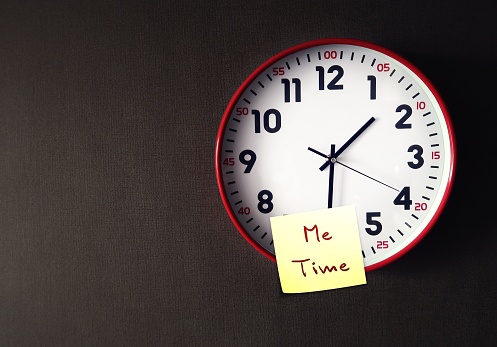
[215,38,456,271]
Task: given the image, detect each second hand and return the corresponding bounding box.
[335,160,399,192]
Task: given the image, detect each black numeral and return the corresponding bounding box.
[252,109,281,133]
[239,149,256,173]
[365,212,382,235]
[395,104,412,129]
[316,65,344,90]
[394,187,412,210]
[282,78,301,102]
[367,75,376,100]
[407,144,424,169]
[257,190,273,214]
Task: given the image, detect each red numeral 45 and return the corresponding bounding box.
[223,158,235,166]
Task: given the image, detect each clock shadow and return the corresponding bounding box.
[384,56,497,274]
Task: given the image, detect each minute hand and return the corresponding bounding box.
[320,116,376,171]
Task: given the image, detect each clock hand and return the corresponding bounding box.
[307,147,329,159]
[335,160,399,192]
[308,145,337,207]
[328,144,336,208]
[320,116,376,171]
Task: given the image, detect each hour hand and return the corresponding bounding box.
[308,147,329,159]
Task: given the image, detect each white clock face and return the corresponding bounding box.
[215,39,455,271]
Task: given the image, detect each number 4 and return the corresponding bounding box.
[394,187,412,210]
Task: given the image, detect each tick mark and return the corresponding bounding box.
[427,122,435,127]
[389,68,396,76]
[389,236,395,243]
[250,89,257,96]
[253,225,260,232]
[296,57,300,65]
[243,98,250,104]
[398,76,405,83]
[230,191,238,195]
[246,218,253,223]
[406,83,413,90]
[422,196,430,201]
[412,92,420,99]
[411,214,419,220]
[235,200,242,205]
[405,222,412,228]
[261,232,267,239]
[423,112,431,117]
[266,73,272,81]
[233,118,240,123]
[371,246,376,254]
[258,81,264,88]
[397,229,404,236]
[370,58,376,67]
[361,54,366,63]
[350,52,355,60]
[285,62,291,70]
[307,53,311,62]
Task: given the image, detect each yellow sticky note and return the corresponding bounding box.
[270,205,366,294]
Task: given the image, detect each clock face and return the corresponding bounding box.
[215,39,456,271]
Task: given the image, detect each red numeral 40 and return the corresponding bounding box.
[238,207,250,215]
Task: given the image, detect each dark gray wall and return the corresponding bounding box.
[1,1,495,346]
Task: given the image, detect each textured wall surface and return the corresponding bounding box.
[1,1,496,346]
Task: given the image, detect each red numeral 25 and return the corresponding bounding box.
[377,240,388,249]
